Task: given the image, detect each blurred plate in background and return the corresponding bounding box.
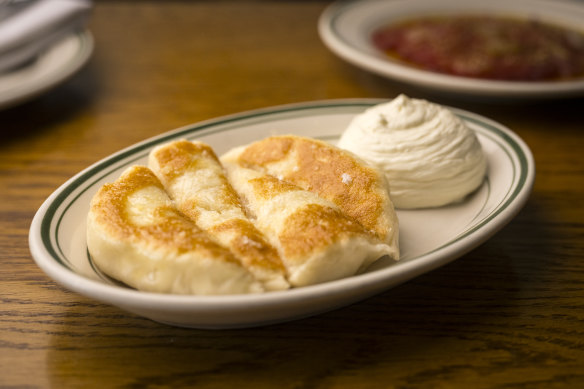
[318,0,584,99]
[0,30,93,109]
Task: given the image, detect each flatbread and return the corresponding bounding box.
[87,135,400,295]
[221,162,393,286]
[148,140,289,291]
[221,135,399,259]
[86,165,263,295]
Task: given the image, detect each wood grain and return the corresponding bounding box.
[1,1,583,388]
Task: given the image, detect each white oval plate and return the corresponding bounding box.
[29,99,534,329]
[318,0,584,99]
[0,30,93,110]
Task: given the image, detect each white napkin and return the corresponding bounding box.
[0,0,92,73]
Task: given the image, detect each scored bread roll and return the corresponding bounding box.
[221,135,399,260]
[148,140,289,291]
[221,161,393,287]
[86,165,263,295]
[87,135,400,295]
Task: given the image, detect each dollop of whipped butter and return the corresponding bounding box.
[338,95,487,209]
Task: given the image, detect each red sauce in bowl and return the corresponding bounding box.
[372,16,584,81]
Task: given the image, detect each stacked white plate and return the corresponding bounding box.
[0,0,93,109]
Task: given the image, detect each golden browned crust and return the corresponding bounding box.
[90,165,238,263]
[278,203,367,260]
[236,135,390,240]
[248,176,300,200]
[245,172,372,261]
[221,158,396,287]
[148,140,288,287]
[150,140,220,182]
[150,140,243,219]
[240,136,294,165]
[209,218,284,272]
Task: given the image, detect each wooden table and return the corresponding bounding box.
[2,1,583,387]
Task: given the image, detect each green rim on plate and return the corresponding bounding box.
[42,100,530,274]
[29,99,534,328]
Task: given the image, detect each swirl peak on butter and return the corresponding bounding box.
[338,95,487,209]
